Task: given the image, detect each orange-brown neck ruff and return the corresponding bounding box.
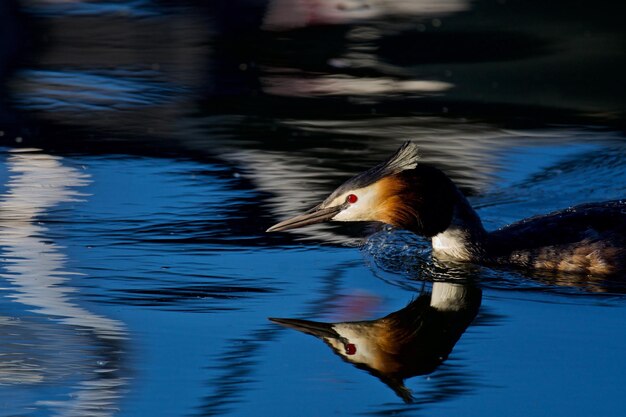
[374,176,413,228]
[374,168,457,237]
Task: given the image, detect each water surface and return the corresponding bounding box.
[1,1,625,416]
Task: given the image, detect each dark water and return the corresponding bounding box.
[1,1,625,416]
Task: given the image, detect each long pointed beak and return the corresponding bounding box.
[266,204,344,232]
[269,317,338,339]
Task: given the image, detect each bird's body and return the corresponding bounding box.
[267,142,626,276]
[431,194,626,276]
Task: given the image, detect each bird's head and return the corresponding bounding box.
[266,142,456,237]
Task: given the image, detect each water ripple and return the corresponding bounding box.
[0,149,127,416]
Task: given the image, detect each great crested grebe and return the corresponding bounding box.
[267,142,626,276]
[270,282,481,403]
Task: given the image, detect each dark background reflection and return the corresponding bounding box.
[1,0,624,154]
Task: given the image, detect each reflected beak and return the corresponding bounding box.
[266,203,345,232]
[269,317,338,339]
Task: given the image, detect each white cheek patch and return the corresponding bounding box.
[329,324,378,365]
[330,184,380,222]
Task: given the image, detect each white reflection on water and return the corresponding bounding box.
[225,148,338,213]
[0,149,126,416]
[262,73,453,97]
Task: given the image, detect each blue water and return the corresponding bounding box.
[1,1,626,416]
[1,133,625,416]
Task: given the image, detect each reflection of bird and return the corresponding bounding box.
[268,142,626,276]
[270,282,481,403]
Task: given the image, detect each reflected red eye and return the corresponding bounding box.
[345,343,357,355]
[346,194,358,204]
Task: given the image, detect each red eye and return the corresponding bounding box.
[345,343,357,355]
[346,194,358,204]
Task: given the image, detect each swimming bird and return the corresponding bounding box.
[270,282,481,403]
[267,142,626,276]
